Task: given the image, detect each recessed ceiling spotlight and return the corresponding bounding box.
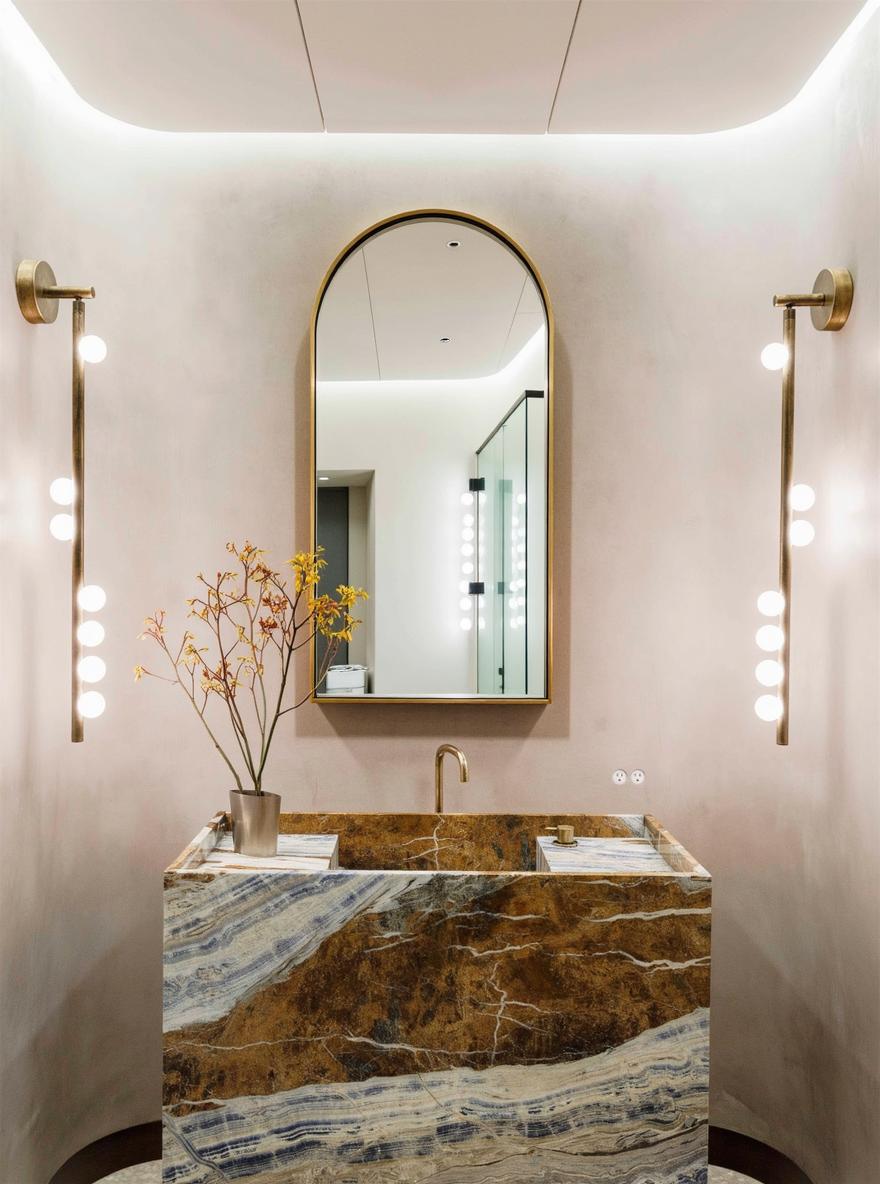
[440,336,451,343]
[446,240,460,249]
[318,476,330,482]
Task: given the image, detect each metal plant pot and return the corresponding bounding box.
[229,790,280,857]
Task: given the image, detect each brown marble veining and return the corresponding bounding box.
[163,812,711,1183]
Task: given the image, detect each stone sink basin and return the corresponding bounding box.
[163,811,711,1183]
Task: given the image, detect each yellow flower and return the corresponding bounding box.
[288,547,327,593]
[133,665,145,681]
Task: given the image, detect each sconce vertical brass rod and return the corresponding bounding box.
[777,306,796,747]
[71,300,85,743]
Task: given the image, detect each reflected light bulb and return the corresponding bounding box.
[461,528,474,542]
[49,477,74,505]
[478,617,486,630]
[462,562,474,575]
[755,659,784,687]
[459,581,469,594]
[460,493,473,506]
[761,342,788,371]
[790,484,816,512]
[78,335,107,363]
[459,597,471,611]
[516,493,526,505]
[461,543,474,557]
[755,694,783,722]
[78,656,106,683]
[789,520,815,547]
[77,690,106,718]
[756,624,784,652]
[49,513,74,540]
[77,620,105,647]
[463,514,474,527]
[460,618,473,631]
[77,584,107,612]
[757,590,785,616]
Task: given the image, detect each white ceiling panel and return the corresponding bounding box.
[298,0,580,133]
[551,0,863,134]
[11,0,867,133]
[13,0,323,131]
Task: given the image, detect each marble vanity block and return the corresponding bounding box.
[163,812,711,1183]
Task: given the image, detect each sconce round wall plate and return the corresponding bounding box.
[811,268,853,331]
[15,259,59,324]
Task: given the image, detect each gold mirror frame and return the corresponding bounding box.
[309,209,554,705]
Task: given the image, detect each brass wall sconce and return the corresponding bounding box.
[16,260,107,742]
[755,267,853,745]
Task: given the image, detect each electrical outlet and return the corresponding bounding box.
[612,769,628,786]
[630,769,646,785]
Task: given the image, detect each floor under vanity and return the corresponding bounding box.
[98,1165,761,1183]
[163,811,711,1183]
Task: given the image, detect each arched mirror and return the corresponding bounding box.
[311,211,552,702]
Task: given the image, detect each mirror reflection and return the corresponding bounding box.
[314,214,550,700]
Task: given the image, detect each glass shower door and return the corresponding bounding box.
[477,397,540,696]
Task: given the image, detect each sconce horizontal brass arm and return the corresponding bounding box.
[772,293,827,307]
[43,284,96,300]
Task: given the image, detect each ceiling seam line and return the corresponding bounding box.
[546,0,582,134]
[294,0,326,131]
[496,275,528,374]
[361,249,382,382]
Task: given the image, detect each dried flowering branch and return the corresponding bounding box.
[136,541,366,795]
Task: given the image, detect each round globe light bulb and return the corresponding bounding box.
[76,690,106,719]
[462,562,474,575]
[755,694,784,722]
[463,514,474,527]
[761,342,788,371]
[756,624,784,652]
[78,335,107,363]
[77,620,105,647]
[460,492,473,506]
[461,543,474,557]
[757,590,785,616]
[790,484,816,512]
[755,659,784,687]
[789,520,815,547]
[516,493,526,505]
[77,584,107,612]
[459,597,471,611]
[49,513,74,541]
[78,655,106,683]
[49,477,75,506]
[460,618,473,631]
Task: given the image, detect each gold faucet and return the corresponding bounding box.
[434,744,469,814]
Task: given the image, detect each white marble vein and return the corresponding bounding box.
[162,1008,709,1184]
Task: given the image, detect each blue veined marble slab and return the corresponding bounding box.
[536,834,676,873]
[164,812,711,1184]
[163,1009,709,1183]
